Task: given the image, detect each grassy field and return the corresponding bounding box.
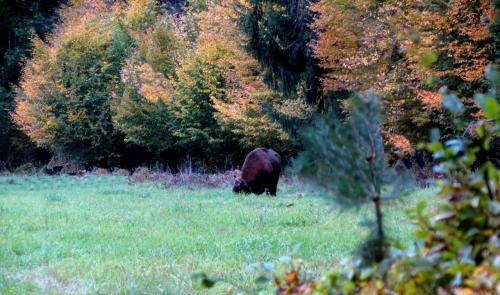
[0,175,434,294]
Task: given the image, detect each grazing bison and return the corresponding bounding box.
[233,148,281,196]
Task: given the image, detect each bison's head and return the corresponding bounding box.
[232,177,250,194]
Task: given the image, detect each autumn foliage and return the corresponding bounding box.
[310,0,498,158]
[12,0,310,169]
[3,0,499,170]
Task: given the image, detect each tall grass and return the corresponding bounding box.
[0,176,434,294]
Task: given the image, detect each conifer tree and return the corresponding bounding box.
[241,0,322,105]
[295,91,406,263]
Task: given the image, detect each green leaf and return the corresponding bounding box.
[427,141,443,152]
[432,211,455,223]
[430,128,441,143]
[360,267,373,280]
[475,93,499,119]
[443,94,464,113]
[255,275,271,284]
[341,281,356,293]
[483,97,499,119]
[420,50,438,68]
[416,201,427,216]
[485,64,500,82]
[452,272,462,286]
[489,201,500,214]
[426,76,437,87]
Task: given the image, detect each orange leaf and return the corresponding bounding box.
[286,270,299,284]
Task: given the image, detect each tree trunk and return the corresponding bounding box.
[373,195,385,261]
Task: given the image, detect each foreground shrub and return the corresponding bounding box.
[275,68,500,294]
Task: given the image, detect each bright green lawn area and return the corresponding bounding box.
[0,176,434,294]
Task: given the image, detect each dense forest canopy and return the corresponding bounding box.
[0,0,498,171]
[0,0,63,169]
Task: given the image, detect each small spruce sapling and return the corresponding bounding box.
[294,90,410,263]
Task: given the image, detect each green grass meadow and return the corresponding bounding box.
[0,176,434,294]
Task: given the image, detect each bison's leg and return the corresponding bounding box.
[268,185,277,196]
[268,176,279,196]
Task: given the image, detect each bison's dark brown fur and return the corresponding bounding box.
[233,147,281,196]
